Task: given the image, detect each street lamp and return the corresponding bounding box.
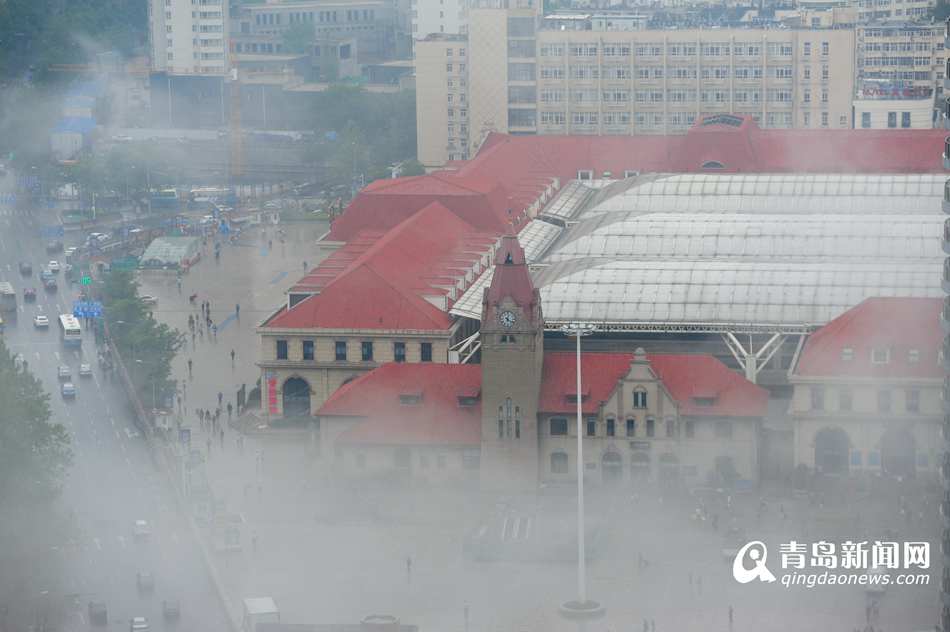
[558,323,604,624]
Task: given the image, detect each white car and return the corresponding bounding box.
[79,363,92,377]
[33,314,49,328]
[133,519,150,539]
[130,616,150,631]
[48,260,60,272]
[141,295,158,306]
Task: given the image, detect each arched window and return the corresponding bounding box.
[551,451,569,474]
[701,160,726,170]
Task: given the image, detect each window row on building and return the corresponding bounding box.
[808,385,924,414]
[547,415,731,439]
[537,41,831,58]
[273,338,435,363]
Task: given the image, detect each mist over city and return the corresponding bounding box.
[0,0,948,631]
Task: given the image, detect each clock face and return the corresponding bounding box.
[499,310,516,328]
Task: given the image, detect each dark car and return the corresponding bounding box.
[88,601,108,625]
[18,261,32,275]
[44,278,57,292]
[23,287,36,302]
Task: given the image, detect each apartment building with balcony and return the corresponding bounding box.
[148,0,229,75]
[416,34,470,165]
[856,22,944,95]
[416,9,856,167]
[855,0,935,22]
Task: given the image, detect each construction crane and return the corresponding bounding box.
[228,41,245,187]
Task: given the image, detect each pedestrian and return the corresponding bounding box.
[231,349,236,366]
[227,402,233,420]
[235,303,240,319]
[187,358,193,378]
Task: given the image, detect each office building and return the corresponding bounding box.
[416,9,856,167]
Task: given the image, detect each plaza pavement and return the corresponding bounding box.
[139,224,942,632]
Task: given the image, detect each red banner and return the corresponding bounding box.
[267,375,278,415]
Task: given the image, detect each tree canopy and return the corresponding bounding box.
[0,0,147,82]
[0,340,72,504]
[101,270,185,407]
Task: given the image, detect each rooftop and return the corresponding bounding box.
[793,297,943,380]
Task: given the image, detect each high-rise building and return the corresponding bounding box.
[148,0,229,75]
[415,9,857,167]
[411,0,468,39]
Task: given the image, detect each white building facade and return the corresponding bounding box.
[148,0,229,75]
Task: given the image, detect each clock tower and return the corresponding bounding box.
[479,233,544,492]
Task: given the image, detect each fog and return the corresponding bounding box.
[0,2,945,632]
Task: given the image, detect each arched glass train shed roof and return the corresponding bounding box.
[450,173,945,334]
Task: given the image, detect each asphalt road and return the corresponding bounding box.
[0,210,231,632]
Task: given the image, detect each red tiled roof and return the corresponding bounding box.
[472,119,948,180]
[318,363,482,446]
[264,202,496,331]
[484,234,538,312]
[328,173,520,241]
[540,352,635,414]
[648,354,770,417]
[321,352,766,447]
[326,117,946,250]
[795,297,943,379]
[539,352,769,417]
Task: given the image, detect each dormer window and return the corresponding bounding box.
[632,388,647,409]
[399,392,423,405]
[841,347,854,362]
[871,348,890,365]
[908,349,920,364]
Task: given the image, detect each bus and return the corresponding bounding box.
[58,314,82,348]
[0,282,16,321]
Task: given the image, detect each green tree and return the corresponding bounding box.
[102,270,185,407]
[399,159,425,176]
[281,22,314,55]
[0,341,72,503]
